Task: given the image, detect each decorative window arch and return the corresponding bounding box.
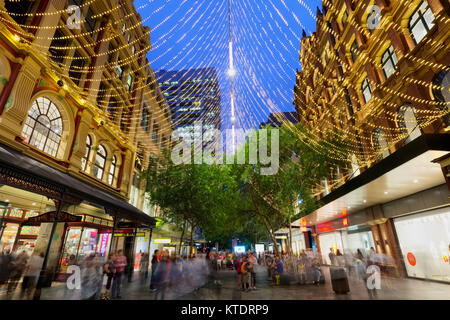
[22,97,63,157]
[409,1,435,44]
[93,145,107,180]
[398,105,421,143]
[81,134,92,171]
[381,45,398,79]
[108,155,117,186]
[372,128,389,159]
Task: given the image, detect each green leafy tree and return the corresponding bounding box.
[231,124,348,255]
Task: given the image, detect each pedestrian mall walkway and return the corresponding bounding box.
[1,266,449,300]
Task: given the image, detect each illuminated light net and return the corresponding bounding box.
[2,0,449,194]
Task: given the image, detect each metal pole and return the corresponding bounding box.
[107,215,117,258]
[33,198,64,300]
[145,227,153,279]
[128,227,137,282]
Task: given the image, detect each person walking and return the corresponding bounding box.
[21,251,44,299]
[111,250,127,299]
[102,253,115,300]
[240,256,251,292]
[149,249,160,292]
[248,252,258,290]
[7,250,29,295]
[234,255,242,289]
[154,250,171,300]
[273,256,284,286]
[328,248,336,266]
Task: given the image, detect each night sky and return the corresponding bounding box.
[136,0,321,136]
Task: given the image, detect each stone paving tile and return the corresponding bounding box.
[1,266,449,300]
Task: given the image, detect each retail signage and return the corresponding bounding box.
[114,232,145,237]
[407,252,416,266]
[275,235,287,239]
[153,238,171,244]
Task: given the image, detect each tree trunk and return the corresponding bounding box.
[289,215,293,255]
[251,189,280,256]
[189,221,195,257]
[178,220,187,255]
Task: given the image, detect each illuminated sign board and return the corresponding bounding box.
[153,238,171,244]
[255,244,265,253]
[234,246,246,253]
[114,232,145,237]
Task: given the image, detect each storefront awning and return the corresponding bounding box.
[0,143,155,227]
[293,134,450,228]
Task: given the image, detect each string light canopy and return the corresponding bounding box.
[2,0,448,193]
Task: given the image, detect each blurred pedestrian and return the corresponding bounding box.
[154,250,171,300]
[248,252,258,290]
[111,250,127,299]
[101,252,115,300]
[7,250,29,295]
[149,249,159,292]
[21,251,44,299]
[328,248,336,266]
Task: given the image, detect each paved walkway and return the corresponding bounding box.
[1,266,449,300]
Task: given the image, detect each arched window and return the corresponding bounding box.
[108,155,117,186]
[432,71,450,126]
[381,45,398,79]
[350,154,361,179]
[93,145,107,180]
[398,105,421,143]
[81,135,92,172]
[372,128,389,160]
[22,97,63,157]
[361,78,372,103]
[409,1,435,44]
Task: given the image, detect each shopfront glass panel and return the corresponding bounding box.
[394,207,450,283]
[78,228,98,260]
[0,223,19,253]
[341,229,375,260]
[318,231,344,265]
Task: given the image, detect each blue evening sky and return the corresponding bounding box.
[136,0,321,135]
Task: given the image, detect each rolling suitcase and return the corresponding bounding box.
[330,267,350,294]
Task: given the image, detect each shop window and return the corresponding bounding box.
[398,105,421,143]
[381,45,398,79]
[22,97,63,157]
[93,145,107,180]
[409,1,435,45]
[361,77,372,103]
[81,134,92,172]
[108,155,117,186]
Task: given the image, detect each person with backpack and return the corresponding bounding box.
[233,255,242,289]
[240,256,252,292]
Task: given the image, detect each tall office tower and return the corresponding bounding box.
[156,68,221,145]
